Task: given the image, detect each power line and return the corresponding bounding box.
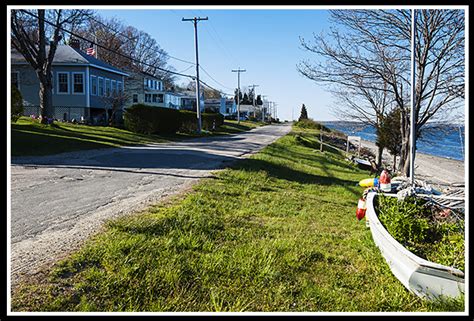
[20,10,236,102]
[198,78,233,97]
[199,65,234,91]
[19,9,195,79]
[178,65,195,74]
[89,14,196,66]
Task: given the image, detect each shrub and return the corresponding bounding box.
[124,104,225,135]
[376,195,465,272]
[294,118,331,132]
[11,85,24,123]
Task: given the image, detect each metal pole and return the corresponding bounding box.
[183,16,208,134]
[238,71,240,123]
[410,9,416,186]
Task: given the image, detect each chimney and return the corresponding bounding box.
[69,38,80,49]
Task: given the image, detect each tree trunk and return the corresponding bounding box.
[398,119,411,177]
[37,71,54,124]
[376,145,383,168]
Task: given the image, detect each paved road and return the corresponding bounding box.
[10,123,292,287]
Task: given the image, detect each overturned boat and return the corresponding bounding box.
[365,192,465,300]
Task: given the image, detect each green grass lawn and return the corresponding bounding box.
[11,126,464,312]
[10,117,263,157]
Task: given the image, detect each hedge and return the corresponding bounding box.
[124,104,181,134]
[124,104,224,135]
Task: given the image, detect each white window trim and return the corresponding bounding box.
[98,77,104,96]
[72,72,85,95]
[145,93,152,103]
[90,75,98,96]
[57,72,70,95]
[12,71,20,90]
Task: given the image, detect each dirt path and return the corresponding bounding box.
[9,123,292,288]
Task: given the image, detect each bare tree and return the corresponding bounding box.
[76,16,176,87]
[101,91,129,127]
[11,9,92,124]
[298,9,465,176]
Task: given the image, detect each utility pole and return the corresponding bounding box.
[232,67,246,124]
[269,101,273,122]
[249,84,259,118]
[261,95,267,122]
[182,16,208,134]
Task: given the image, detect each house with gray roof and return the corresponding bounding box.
[11,40,129,124]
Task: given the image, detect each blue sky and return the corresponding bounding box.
[98,7,337,121]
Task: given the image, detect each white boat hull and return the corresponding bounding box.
[365,192,465,300]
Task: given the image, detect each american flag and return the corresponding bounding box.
[86,43,96,57]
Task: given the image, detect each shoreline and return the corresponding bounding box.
[357,138,465,188]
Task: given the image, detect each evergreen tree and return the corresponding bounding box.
[377,108,402,170]
[299,104,308,121]
[242,92,250,104]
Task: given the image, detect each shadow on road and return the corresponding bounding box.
[12,148,240,170]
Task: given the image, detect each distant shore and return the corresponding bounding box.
[357,138,465,188]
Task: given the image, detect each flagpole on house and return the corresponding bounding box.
[94,34,98,59]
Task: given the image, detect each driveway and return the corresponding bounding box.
[10,123,292,288]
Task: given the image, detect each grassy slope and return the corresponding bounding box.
[11,117,261,157]
[11,126,463,312]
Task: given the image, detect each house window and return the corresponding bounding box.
[98,77,104,96]
[145,94,152,103]
[11,72,20,89]
[105,79,111,96]
[90,76,97,96]
[158,94,164,103]
[133,94,138,103]
[57,72,69,94]
[117,81,123,95]
[144,78,148,88]
[152,94,158,103]
[72,73,84,94]
[111,80,116,95]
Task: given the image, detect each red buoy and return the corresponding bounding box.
[356,198,367,220]
[379,169,391,192]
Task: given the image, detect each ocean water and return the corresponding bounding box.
[321,121,465,161]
